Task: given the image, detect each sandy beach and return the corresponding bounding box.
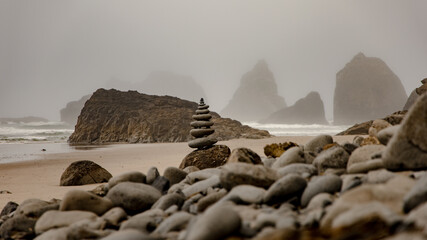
[0,135,355,209]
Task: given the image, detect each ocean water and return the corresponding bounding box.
[243,122,350,136]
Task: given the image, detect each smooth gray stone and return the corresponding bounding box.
[151,192,185,210]
[383,94,427,171]
[377,125,400,145]
[14,198,59,219]
[146,167,160,185]
[264,174,307,204]
[182,175,221,198]
[153,212,192,235]
[262,157,276,168]
[191,121,214,128]
[347,145,385,169]
[306,193,334,210]
[192,114,212,121]
[198,104,209,110]
[163,167,188,186]
[107,171,146,190]
[190,128,215,138]
[119,216,157,234]
[340,174,365,192]
[0,201,18,217]
[220,162,278,190]
[59,189,113,215]
[313,146,350,173]
[185,205,241,240]
[342,142,359,154]
[277,163,317,178]
[301,175,342,208]
[0,215,36,240]
[221,185,266,204]
[406,202,427,230]
[272,147,306,169]
[106,182,161,214]
[185,168,222,184]
[197,189,228,212]
[366,169,396,184]
[347,159,384,174]
[182,193,203,212]
[403,175,427,213]
[182,166,200,174]
[35,210,97,234]
[304,135,333,153]
[227,148,262,165]
[151,176,170,194]
[188,137,217,149]
[102,207,128,227]
[101,229,148,240]
[195,109,210,114]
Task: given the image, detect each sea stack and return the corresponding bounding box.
[188,98,217,149]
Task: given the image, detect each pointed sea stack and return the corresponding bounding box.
[188,98,217,149]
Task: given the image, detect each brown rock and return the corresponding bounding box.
[360,136,381,146]
[368,119,392,137]
[264,142,298,158]
[60,160,112,186]
[179,145,230,170]
[68,89,270,144]
[227,148,262,165]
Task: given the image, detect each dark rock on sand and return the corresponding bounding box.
[383,93,427,171]
[106,182,162,214]
[60,160,112,186]
[59,189,113,215]
[301,175,342,207]
[227,147,262,165]
[179,145,230,170]
[185,204,241,240]
[221,60,287,122]
[333,52,407,125]
[262,91,328,124]
[264,174,307,205]
[68,88,270,144]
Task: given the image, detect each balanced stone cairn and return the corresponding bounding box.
[188,98,217,149]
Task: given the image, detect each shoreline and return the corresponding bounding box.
[0,135,357,208]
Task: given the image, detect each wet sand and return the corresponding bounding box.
[0,135,356,208]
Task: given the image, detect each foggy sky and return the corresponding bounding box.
[1,0,426,121]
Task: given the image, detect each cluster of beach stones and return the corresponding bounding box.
[1,93,427,240]
[188,98,217,149]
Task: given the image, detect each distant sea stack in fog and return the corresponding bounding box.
[68,89,270,144]
[60,94,91,126]
[261,91,328,124]
[221,60,286,122]
[333,53,407,125]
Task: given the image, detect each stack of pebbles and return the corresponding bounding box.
[188,98,217,149]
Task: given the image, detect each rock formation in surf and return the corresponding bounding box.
[188,99,217,149]
[221,60,286,122]
[68,89,270,144]
[262,91,328,124]
[334,52,407,125]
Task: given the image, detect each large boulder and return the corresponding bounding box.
[262,91,328,124]
[60,160,112,186]
[383,93,427,171]
[403,78,427,111]
[60,94,91,126]
[221,60,287,122]
[179,145,230,170]
[68,89,270,144]
[333,53,407,125]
